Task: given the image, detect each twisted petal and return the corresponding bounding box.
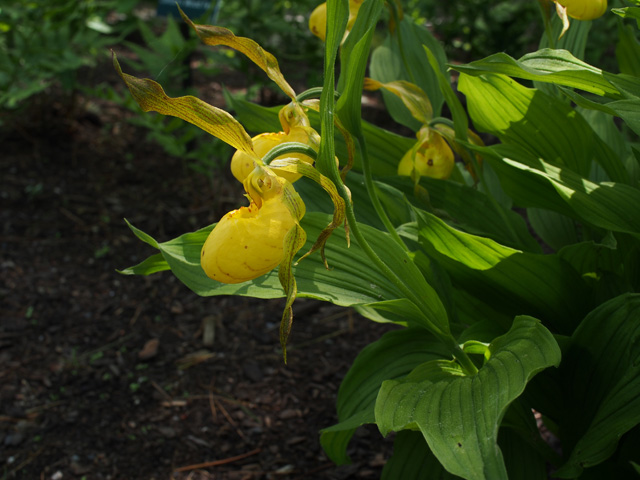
[230,126,320,183]
[398,127,454,180]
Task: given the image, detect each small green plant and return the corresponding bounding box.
[117,1,640,478]
[0,0,136,114]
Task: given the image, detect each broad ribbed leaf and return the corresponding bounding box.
[527,208,579,251]
[122,213,449,335]
[118,253,169,276]
[376,316,561,480]
[555,294,640,477]
[370,18,447,130]
[612,7,640,28]
[616,24,640,77]
[473,143,640,237]
[382,431,461,479]
[454,49,622,98]
[336,0,383,136]
[458,72,608,179]
[499,154,640,236]
[415,208,589,333]
[384,175,540,252]
[321,328,450,464]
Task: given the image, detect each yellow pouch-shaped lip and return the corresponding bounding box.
[556,0,607,20]
[201,195,303,284]
[397,130,454,180]
[230,126,319,183]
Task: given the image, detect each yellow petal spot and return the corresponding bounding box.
[555,0,607,20]
[230,126,319,183]
[201,195,304,284]
[398,129,454,180]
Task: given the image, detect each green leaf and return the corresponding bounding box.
[415,208,589,333]
[382,430,461,479]
[376,316,561,480]
[370,18,447,130]
[454,49,622,98]
[117,253,169,276]
[475,143,640,237]
[336,0,383,136]
[555,294,640,477]
[321,328,450,464]
[612,7,640,28]
[384,175,541,252]
[527,208,579,251]
[616,24,640,77]
[121,213,449,337]
[458,72,612,180]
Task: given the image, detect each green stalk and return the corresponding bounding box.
[356,133,409,251]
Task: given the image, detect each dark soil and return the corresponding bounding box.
[0,59,396,479]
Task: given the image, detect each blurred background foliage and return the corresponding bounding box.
[0,0,635,175]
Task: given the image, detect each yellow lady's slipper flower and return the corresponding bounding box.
[555,0,607,20]
[309,0,364,42]
[201,172,305,284]
[398,126,454,180]
[230,126,320,184]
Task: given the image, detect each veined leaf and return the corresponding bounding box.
[376,316,561,480]
[370,18,447,130]
[383,175,540,252]
[117,253,169,276]
[336,0,383,136]
[415,208,589,333]
[612,7,640,28]
[453,49,622,98]
[555,294,640,477]
[321,328,450,464]
[382,430,461,479]
[458,72,609,179]
[122,213,449,335]
[471,143,640,237]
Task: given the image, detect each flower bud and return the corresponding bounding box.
[397,128,454,180]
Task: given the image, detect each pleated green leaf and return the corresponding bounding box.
[121,213,449,334]
[384,175,540,252]
[612,7,640,28]
[458,72,608,179]
[321,328,450,464]
[415,208,589,333]
[336,0,383,136]
[555,294,640,477]
[375,316,561,480]
[616,24,640,77]
[370,18,447,130]
[382,431,461,480]
[453,49,623,98]
[117,253,169,276]
[473,143,640,237]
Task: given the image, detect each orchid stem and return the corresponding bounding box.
[356,133,409,252]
